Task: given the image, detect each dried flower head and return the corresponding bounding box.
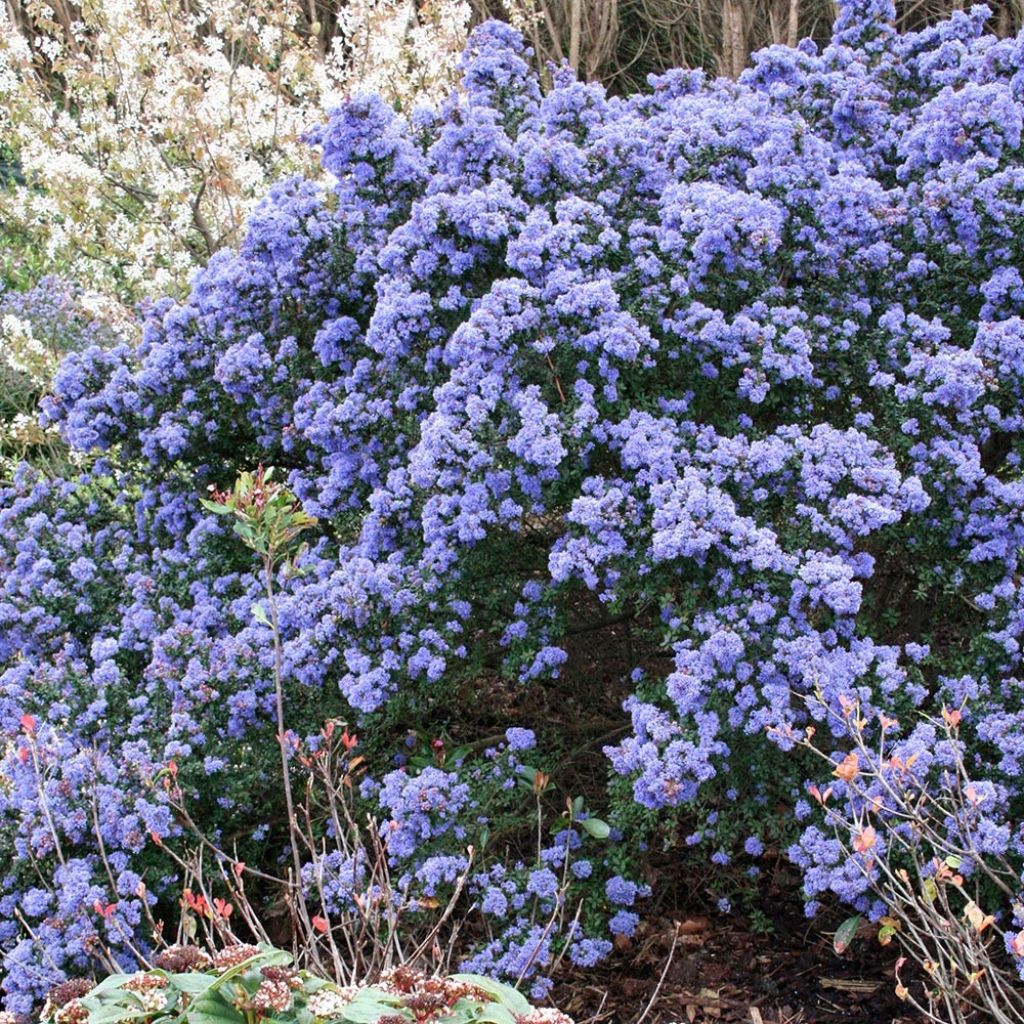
[251,980,293,1015]
[52,1002,88,1024]
[212,944,262,972]
[306,988,357,1018]
[47,981,93,1010]
[260,966,302,991]
[152,946,212,973]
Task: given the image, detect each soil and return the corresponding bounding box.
[550,901,927,1024]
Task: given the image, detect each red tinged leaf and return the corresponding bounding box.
[834,914,862,955]
[833,752,859,783]
[852,826,877,853]
[312,915,329,934]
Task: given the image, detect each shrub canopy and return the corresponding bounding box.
[4,0,1024,1008]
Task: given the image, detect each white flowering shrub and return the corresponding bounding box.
[0,0,471,300]
[0,276,128,476]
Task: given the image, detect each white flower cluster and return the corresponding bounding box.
[0,0,472,300]
[305,986,358,1018]
[1,314,50,381]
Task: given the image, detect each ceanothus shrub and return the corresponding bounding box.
[4,0,1024,1008]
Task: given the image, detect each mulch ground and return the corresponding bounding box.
[550,904,926,1024]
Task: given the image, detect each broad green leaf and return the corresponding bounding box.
[185,994,247,1024]
[84,1007,153,1024]
[251,602,270,626]
[833,914,862,955]
[199,500,234,515]
[580,816,611,839]
[168,974,217,996]
[336,990,406,1023]
[473,1007,518,1024]
[85,974,134,996]
[448,975,531,1014]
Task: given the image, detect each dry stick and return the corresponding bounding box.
[14,907,103,975]
[579,989,610,1024]
[632,929,678,1024]
[263,552,305,896]
[88,784,155,969]
[27,736,67,869]
[546,353,567,404]
[405,852,474,967]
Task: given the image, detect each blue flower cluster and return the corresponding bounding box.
[305,738,633,996]
[5,0,1024,1004]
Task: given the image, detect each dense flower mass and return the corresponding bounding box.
[4,0,1024,1008]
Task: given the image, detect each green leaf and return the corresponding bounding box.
[85,974,135,995]
[84,1007,153,1024]
[944,854,963,870]
[580,817,611,840]
[834,914,862,955]
[251,602,270,626]
[448,976,531,1014]
[472,1008,518,1024]
[185,997,247,1024]
[438,1009,477,1024]
[168,974,217,996]
[200,499,234,515]
[335,990,405,1023]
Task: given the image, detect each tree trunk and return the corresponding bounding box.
[722,0,746,78]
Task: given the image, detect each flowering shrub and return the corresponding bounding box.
[5,0,1024,1014]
